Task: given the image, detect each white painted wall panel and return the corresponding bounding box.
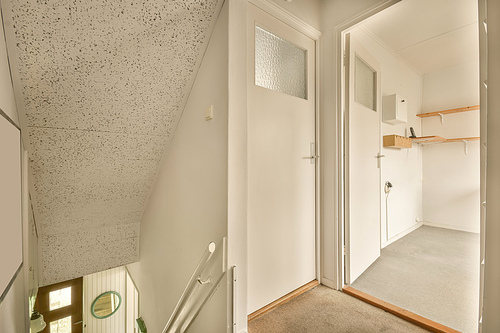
[269,0,322,31]
[0,11,18,125]
[227,0,249,331]
[422,61,480,113]
[0,112,22,305]
[0,12,25,333]
[126,3,229,332]
[83,267,126,333]
[0,271,25,333]
[125,272,139,333]
[421,64,480,233]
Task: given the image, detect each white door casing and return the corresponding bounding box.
[345,33,382,284]
[247,3,316,314]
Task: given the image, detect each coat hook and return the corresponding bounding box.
[463,139,468,155]
[438,113,444,124]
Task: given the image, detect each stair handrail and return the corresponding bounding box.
[162,238,226,333]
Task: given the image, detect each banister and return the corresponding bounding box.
[162,238,227,333]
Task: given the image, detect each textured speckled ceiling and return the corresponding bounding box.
[5,0,222,286]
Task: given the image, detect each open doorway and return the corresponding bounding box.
[342,0,480,332]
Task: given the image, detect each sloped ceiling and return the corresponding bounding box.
[361,0,478,74]
[4,0,222,286]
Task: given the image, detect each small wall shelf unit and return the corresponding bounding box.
[383,135,412,149]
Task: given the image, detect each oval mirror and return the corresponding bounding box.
[91,291,122,319]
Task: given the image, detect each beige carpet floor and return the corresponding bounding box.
[351,226,479,333]
[248,285,430,333]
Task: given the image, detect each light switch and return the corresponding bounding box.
[206,105,214,120]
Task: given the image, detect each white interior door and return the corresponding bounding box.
[345,33,382,284]
[247,4,316,314]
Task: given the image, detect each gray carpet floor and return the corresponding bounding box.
[351,225,480,333]
[248,285,430,333]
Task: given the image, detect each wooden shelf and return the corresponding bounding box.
[411,136,480,145]
[417,105,479,118]
[445,137,480,142]
[411,136,446,144]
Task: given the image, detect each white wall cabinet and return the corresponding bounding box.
[383,94,407,124]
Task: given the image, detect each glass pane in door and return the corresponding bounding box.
[49,287,72,310]
[255,26,307,99]
[50,316,71,333]
[355,55,376,111]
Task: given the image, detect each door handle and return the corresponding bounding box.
[306,142,319,164]
[376,153,385,168]
[74,321,83,325]
[304,155,319,165]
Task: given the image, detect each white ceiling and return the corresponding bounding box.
[361,0,479,74]
[7,0,222,286]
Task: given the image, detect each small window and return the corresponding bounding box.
[355,55,377,111]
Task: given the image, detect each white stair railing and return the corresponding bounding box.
[162,238,226,333]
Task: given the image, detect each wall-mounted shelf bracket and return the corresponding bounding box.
[438,113,444,124]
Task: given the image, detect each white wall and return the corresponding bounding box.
[0,272,26,333]
[0,9,26,333]
[422,62,480,113]
[83,267,126,333]
[350,27,424,244]
[421,62,480,233]
[227,0,248,331]
[126,3,229,333]
[269,0,322,31]
[125,270,139,333]
[0,10,18,125]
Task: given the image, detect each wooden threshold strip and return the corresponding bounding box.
[248,280,320,322]
[343,286,460,333]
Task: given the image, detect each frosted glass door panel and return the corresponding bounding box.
[255,26,307,99]
[50,316,72,333]
[355,55,376,111]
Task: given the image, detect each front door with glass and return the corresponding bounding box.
[35,277,83,333]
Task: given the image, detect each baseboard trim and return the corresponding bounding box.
[382,222,423,248]
[342,286,461,333]
[248,280,319,322]
[423,221,479,234]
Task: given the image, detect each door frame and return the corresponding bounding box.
[332,0,401,290]
[248,0,323,283]
[333,3,487,331]
[35,277,83,333]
